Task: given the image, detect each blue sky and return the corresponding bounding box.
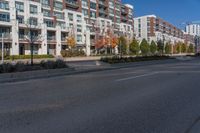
[123,0,200,29]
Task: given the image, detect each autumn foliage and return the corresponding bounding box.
[66,36,76,48]
[95,29,119,49]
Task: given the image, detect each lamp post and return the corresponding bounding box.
[1,33,4,64]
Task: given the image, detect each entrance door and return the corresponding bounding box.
[19,44,25,55]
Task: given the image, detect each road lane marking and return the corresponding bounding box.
[115,72,158,82]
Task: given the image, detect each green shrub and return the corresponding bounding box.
[101,55,171,64]
[129,38,140,55]
[0,60,68,73]
[165,43,172,54]
[188,44,194,53]
[150,40,157,55]
[61,50,85,57]
[0,55,54,60]
[140,39,150,56]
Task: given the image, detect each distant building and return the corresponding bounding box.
[134,15,184,44]
[185,23,200,36]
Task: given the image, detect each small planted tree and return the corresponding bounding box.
[181,43,187,53]
[157,40,164,55]
[118,36,127,55]
[176,42,181,54]
[140,39,150,56]
[165,43,172,54]
[150,40,157,55]
[66,36,76,49]
[188,44,194,53]
[129,38,140,55]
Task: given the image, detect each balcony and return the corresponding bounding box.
[65,0,79,8]
[0,33,12,42]
[121,9,128,15]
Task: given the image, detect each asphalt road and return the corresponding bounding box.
[1,58,200,133]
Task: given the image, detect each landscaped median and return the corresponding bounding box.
[0,60,75,83]
[100,55,173,64]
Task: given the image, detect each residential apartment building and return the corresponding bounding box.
[185,22,200,53]
[0,0,134,56]
[134,15,184,44]
[186,22,200,36]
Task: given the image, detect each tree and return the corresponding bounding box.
[157,40,164,54]
[181,43,187,53]
[66,36,76,49]
[129,38,140,55]
[118,36,127,55]
[165,43,172,54]
[150,40,157,55]
[188,44,194,53]
[176,42,181,54]
[140,39,150,56]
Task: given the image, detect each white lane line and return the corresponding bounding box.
[115,72,158,82]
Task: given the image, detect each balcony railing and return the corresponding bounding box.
[65,0,79,8]
[47,36,56,41]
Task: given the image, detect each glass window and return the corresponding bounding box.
[30,5,38,14]
[44,19,54,27]
[17,15,24,24]
[82,0,88,7]
[29,17,38,26]
[54,12,63,19]
[82,9,88,16]
[90,2,96,10]
[90,11,96,18]
[41,0,50,7]
[0,1,9,10]
[77,35,82,42]
[68,13,73,21]
[42,9,51,17]
[15,2,24,12]
[0,13,10,22]
[54,1,62,10]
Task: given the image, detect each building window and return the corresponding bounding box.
[0,13,10,22]
[77,25,82,32]
[90,11,96,18]
[90,2,96,10]
[54,1,62,10]
[77,15,82,23]
[30,5,38,14]
[17,15,24,24]
[29,17,38,26]
[44,19,54,27]
[0,1,9,10]
[68,13,73,21]
[82,9,88,16]
[15,2,24,12]
[42,9,51,17]
[41,0,50,8]
[54,12,63,19]
[77,35,82,42]
[82,0,88,7]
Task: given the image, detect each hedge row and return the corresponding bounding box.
[61,50,86,57]
[0,60,68,73]
[0,55,54,60]
[101,55,172,64]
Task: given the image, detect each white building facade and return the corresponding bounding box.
[0,0,134,56]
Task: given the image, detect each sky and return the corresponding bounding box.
[123,0,200,29]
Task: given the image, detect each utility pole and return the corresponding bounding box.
[1,33,4,64]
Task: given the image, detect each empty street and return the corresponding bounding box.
[1,58,200,133]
